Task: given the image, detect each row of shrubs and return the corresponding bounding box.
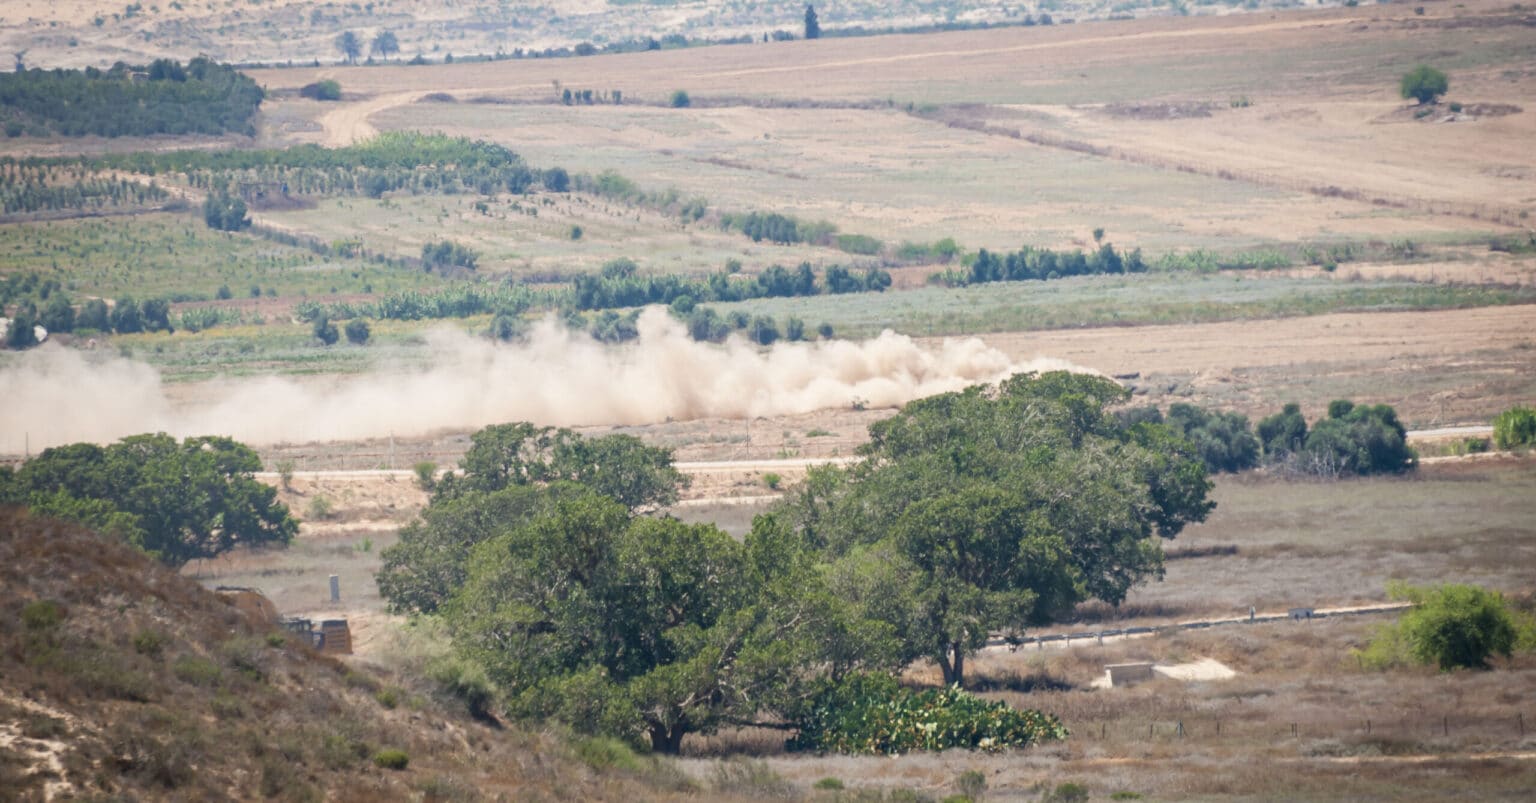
[1131,400,1536,475]
[0,171,169,216]
[1120,399,1416,478]
[4,294,182,348]
[571,257,891,310]
[931,240,1148,286]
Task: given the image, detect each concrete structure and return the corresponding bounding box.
[1104,662,1156,687]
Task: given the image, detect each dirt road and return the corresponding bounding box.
[318,91,429,146]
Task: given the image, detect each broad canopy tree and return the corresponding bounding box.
[777,371,1214,685]
[0,434,296,567]
[379,373,1214,750]
[379,423,691,616]
[335,31,362,64]
[371,30,400,60]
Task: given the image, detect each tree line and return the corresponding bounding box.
[377,374,1212,752]
[929,239,1149,287]
[1120,399,1416,478]
[0,58,263,138]
[0,164,169,217]
[2,275,191,347]
[571,257,890,311]
[292,283,557,325]
[8,133,557,206]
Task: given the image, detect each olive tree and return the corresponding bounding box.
[1401,64,1449,105]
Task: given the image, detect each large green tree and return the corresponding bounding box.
[439,422,687,510]
[335,31,362,64]
[777,372,1215,685]
[382,423,894,751]
[382,379,1209,746]
[379,423,691,616]
[371,30,400,60]
[1297,400,1415,477]
[0,434,296,567]
[444,487,814,753]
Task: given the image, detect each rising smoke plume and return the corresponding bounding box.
[0,308,1092,452]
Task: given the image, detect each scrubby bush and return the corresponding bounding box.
[5,309,38,349]
[375,687,401,709]
[312,316,339,346]
[572,736,645,773]
[299,79,342,101]
[1359,583,1531,671]
[1297,401,1414,477]
[372,748,410,770]
[1257,402,1308,458]
[1400,64,1449,105]
[956,769,987,800]
[749,315,780,346]
[202,192,249,231]
[21,599,64,630]
[709,759,794,797]
[786,673,1067,754]
[412,461,437,492]
[133,629,167,658]
[1259,400,1414,477]
[420,240,478,272]
[1045,783,1090,803]
[306,495,333,520]
[669,89,691,108]
[172,655,222,686]
[1164,403,1260,473]
[428,656,497,721]
[343,318,370,345]
[1493,405,1536,449]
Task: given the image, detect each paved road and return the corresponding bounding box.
[982,601,1413,653]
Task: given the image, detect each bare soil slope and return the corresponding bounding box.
[0,507,691,801]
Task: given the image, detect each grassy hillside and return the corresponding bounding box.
[0,507,696,801]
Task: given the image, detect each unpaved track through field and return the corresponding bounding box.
[318,91,429,146]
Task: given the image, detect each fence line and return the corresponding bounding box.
[986,602,1412,652]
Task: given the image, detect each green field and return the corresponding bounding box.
[707,271,1536,339]
[0,213,439,301]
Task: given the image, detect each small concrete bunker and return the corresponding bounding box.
[1104,662,1156,687]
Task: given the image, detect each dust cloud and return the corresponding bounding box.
[0,308,1092,452]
